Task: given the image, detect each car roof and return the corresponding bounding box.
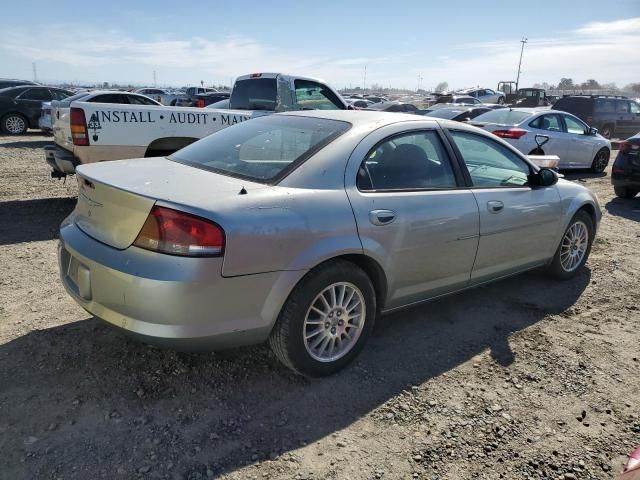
[281,109,437,128]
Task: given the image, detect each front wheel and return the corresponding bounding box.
[591,148,609,173]
[497,96,505,104]
[614,186,638,199]
[1,113,28,134]
[547,211,594,280]
[269,259,376,376]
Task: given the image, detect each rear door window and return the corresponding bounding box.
[127,95,159,105]
[19,88,52,101]
[595,98,616,113]
[616,100,630,113]
[358,130,457,190]
[89,94,128,104]
[529,114,562,132]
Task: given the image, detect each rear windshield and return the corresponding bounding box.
[472,109,531,125]
[229,78,277,111]
[59,92,91,106]
[169,115,351,183]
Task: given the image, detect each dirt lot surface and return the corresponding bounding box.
[1,133,638,480]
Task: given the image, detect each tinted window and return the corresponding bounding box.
[294,80,343,110]
[450,131,530,187]
[358,131,456,190]
[472,109,531,125]
[426,109,468,120]
[19,88,52,101]
[59,92,90,106]
[229,78,277,110]
[594,98,615,113]
[554,97,592,118]
[616,100,630,113]
[529,114,562,132]
[127,94,160,105]
[563,115,587,135]
[50,89,72,100]
[169,115,350,183]
[89,94,128,104]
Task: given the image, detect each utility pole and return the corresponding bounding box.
[417,75,423,92]
[153,70,157,87]
[32,62,37,83]
[515,37,527,91]
[363,65,367,93]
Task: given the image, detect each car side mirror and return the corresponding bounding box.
[533,168,558,187]
[588,127,598,136]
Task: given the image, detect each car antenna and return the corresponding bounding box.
[239,186,247,195]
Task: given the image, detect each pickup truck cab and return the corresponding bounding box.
[46,74,347,177]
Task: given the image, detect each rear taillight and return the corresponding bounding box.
[70,108,89,146]
[133,206,225,257]
[493,128,527,139]
[196,99,205,108]
[620,141,631,153]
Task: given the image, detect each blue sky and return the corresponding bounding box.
[2,0,639,89]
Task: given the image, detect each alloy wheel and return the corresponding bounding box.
[303,282,366,363]
[594,151,608,172]
[5,115,26,134]
[560,221,588,272]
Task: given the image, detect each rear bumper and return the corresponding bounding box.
[44,145,78,175]
[58,217,306,350]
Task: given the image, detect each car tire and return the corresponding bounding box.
[269,259,376,377]
[1,113,28,135]
[547,210,594,280]
[599,124,614,139]
[590,148,609,173]
[614,186,638,199]
[498,96,505,104]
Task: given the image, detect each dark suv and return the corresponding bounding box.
[553,95,640,139]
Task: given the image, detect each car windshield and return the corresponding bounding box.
[169,115,351,183]
[473,109,531,125]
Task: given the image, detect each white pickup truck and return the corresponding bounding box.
[45,73,348,177]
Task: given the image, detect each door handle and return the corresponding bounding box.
[487,201,504,213]
[369,209,396,226]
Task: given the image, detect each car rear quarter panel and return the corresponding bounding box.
[217,187,362,277]
[553,179,602,241]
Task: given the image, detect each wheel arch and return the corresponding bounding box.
[336,254,388,312]
[144,136,198,157]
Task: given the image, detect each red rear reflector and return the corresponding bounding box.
[493,128,528,139]
[133,206,224,257]
[620,141,631,153]
[250,73,263,78]
[196,99,205,108]
[70,108,89,146]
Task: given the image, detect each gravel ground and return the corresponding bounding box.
[0,133,638,480]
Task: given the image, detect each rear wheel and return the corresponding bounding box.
[590,148,609,173]
[1,113,28,134]
[269,259,376,376]
[614,186,638,199]
[547,211,594,280]
[599,124,613,139]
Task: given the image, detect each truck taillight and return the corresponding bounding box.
[196,98,205,108]
[493,128,527,139]
[70,108,89,146]
[133,206,225,257]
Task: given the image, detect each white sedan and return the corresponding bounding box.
[471,108,612,172]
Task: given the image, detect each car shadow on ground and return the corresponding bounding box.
[0,139,51,149]
[605,196,640,222]
[0,197,76,245]
[561,169,607,181]
[0,267,591,478]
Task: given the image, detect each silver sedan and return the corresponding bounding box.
[59,111,601,376]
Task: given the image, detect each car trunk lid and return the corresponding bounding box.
[74,157,266,249]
